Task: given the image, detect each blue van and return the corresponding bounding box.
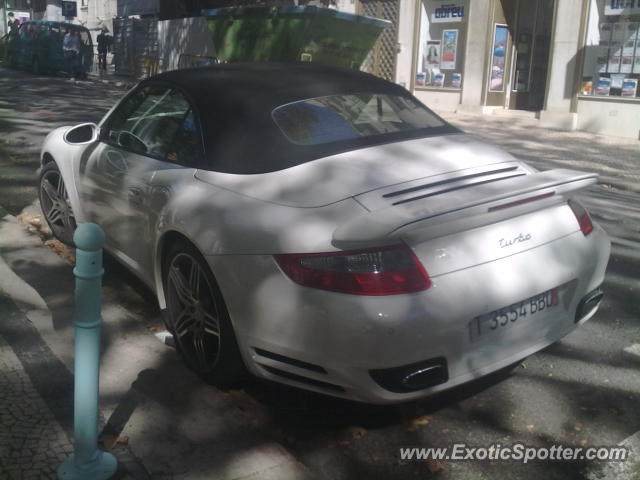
[5,20,93,76]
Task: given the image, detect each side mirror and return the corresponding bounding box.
[64,123,99,145]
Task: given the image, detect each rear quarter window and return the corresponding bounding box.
[272,93,446,146]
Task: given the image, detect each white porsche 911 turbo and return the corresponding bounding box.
[39,63,610,404]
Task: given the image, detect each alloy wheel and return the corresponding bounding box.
[166,252,221,373]
[39,165,76,245]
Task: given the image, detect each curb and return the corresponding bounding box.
[87,72,136,90]
[0,205,152,479]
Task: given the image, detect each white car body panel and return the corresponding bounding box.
[193,134,521,208]
[39,70,610,403]
[209,225,609,403]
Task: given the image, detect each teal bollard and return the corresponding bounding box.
[58,223,118,480]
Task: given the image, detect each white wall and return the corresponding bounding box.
[44,2,63,21]
[335,0,357,14]
[577,98,640,139]
[157,17,217,72]
[414,89,462,111]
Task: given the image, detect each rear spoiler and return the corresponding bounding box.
[333,169,598,244]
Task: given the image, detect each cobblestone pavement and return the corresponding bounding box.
[0,331,72,479]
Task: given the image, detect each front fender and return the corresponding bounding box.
[40,126,91,223]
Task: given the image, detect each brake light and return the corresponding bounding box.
[568,200,594,236]
[274,245,431,295]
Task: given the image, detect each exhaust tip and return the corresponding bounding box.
[370,357,448,393]
[575,287,604,323]
[402,365,447,390]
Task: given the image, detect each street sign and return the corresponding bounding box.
[62,1,77,19]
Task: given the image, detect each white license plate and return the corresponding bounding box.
[468,289,559,341]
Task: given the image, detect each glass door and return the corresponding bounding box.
[510,0,554,110]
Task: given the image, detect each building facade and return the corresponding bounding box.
[4,0,118,38]
[343,0,640,139]
[5,0,638,139]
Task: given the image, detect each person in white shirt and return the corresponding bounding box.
[62,30,81,79]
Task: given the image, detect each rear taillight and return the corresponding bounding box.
[274,245,431,295]
[568,200,594,236]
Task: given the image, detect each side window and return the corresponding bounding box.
[106,85,204,166]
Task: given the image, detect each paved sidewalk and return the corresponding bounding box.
[87,63,136,91]
[0,325,72,479]
[0,204,314,480]
[88,68,135,90]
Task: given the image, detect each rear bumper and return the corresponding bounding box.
[209,224,610,404]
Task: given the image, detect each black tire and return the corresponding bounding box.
[31,55,41,74]
[38,162,76,246]
[6,52,16,68]
[163,240,246,384]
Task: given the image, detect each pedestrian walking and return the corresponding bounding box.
[7,12,20,35]
[62,29,80,80]
[96,28,112,71]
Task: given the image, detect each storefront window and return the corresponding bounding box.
[414,0,468,89]
[581,0,640,98]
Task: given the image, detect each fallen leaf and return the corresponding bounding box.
[407,415,431,432]
[526,425,535,432]
[347,426,367,439]
[100,434,117,450]
[425,459,445,473]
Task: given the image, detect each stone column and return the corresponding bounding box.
[458,0,492,114]
[539,0,586,130]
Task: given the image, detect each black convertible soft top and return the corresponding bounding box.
[144,63,459,174]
